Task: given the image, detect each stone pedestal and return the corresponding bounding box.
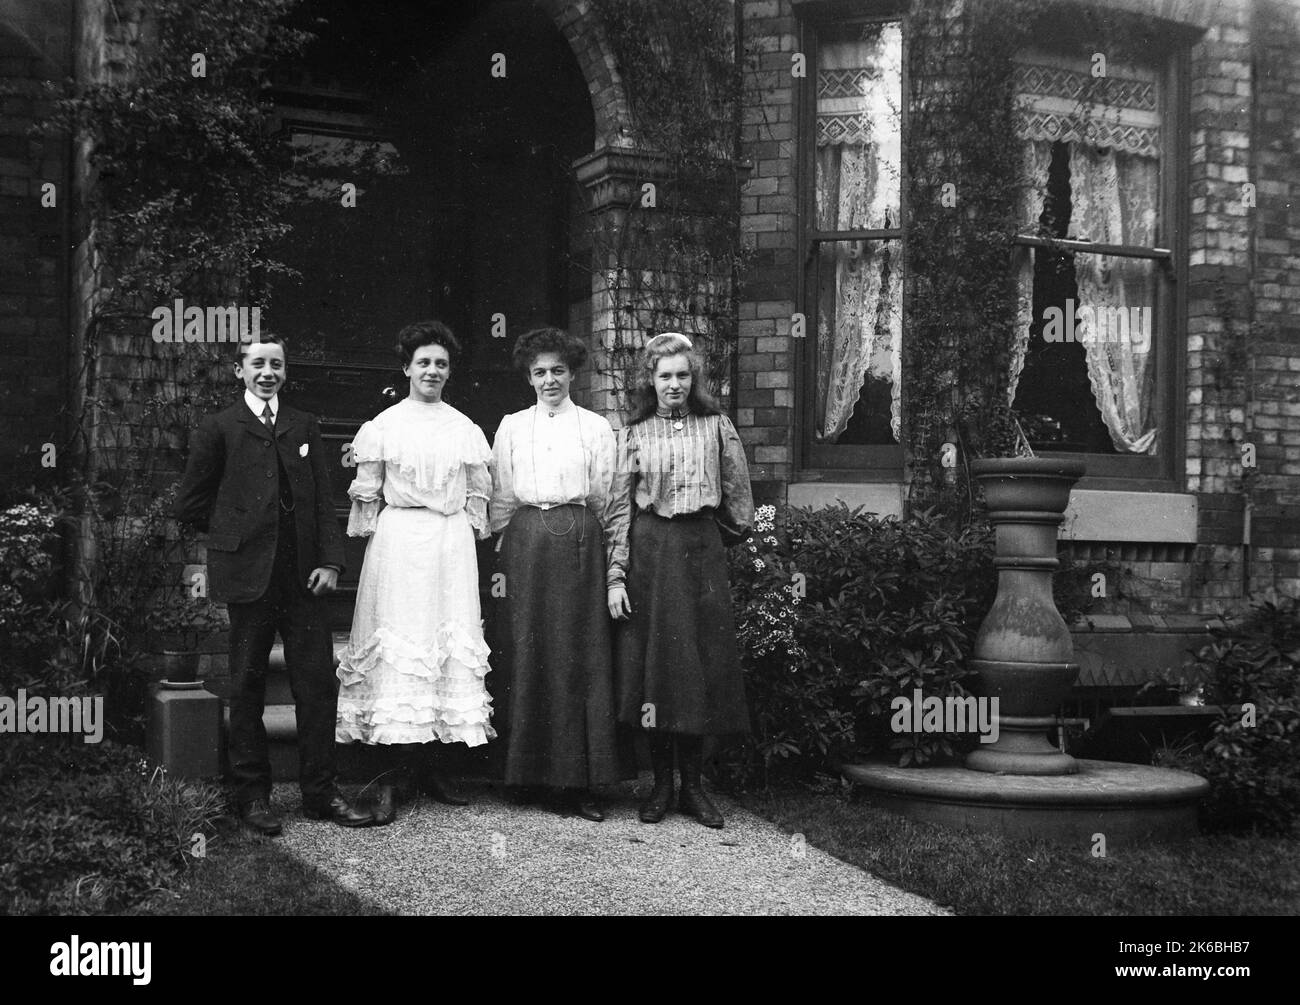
[147,686,221,779]
[965,457,1087,776]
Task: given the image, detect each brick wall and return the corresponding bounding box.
[1245,0,1300,598]
[738,0,799,504]
[737,0,1300,626]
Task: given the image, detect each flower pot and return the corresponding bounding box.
[157,650,201,686]
[965,457,1086,776]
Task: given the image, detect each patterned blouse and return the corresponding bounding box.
[607,408,754,588]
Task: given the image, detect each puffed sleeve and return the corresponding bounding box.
[464,422,492,541]
[605,426,636,590]
[489,413,517,535]
[346,419,384,537]
[715,414,754,546]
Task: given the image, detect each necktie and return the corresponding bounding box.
[261,403,275,431]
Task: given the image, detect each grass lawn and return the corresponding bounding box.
[741,783,1300,916]
[125,817,387,917]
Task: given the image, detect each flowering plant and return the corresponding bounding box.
[731,505,807,666]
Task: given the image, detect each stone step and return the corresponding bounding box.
[223,633,348,781]
[262,632,349,704]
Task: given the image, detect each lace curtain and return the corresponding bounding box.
[1012,50,1160,454]
[1009,139,1054,403]
[1069,145,1159,453]
[815,28,902,443]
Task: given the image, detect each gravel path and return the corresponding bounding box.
[269,780,950,916]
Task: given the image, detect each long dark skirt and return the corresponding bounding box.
[494,504,627,787]
[615,510,751,737]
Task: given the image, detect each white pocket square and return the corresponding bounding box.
[299,443,309,457]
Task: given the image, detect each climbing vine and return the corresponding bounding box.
[30,0,325,681]
[589,0,751,410]
[902,0,1168,519]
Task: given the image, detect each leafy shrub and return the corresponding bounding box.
[0,736,223,915]
[723,502,1114,787]
[723,504,996,785]
[1154,597,1300,835]
[0,500,61,676]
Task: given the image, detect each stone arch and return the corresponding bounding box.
[1072,0,1220,30]
[535,0,635,150]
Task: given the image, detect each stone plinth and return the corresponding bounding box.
[843,759,1209,846]
[147,686,222,779]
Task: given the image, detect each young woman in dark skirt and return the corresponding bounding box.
[608,332,754,828]
[489,327,625,821]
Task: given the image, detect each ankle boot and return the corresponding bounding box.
[640,733,675,823]
[361,744,411,806]
[409,744,468,805]
[676,736,723,828]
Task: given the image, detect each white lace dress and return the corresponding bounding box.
[335,397,497,746]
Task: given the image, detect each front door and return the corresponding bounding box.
[267,0,595,629]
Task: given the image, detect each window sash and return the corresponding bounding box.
[798,13,906,474]
[793,17,1187,487]
[1010,44,1187,488]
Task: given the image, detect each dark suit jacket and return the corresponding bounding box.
[174,399,346,605]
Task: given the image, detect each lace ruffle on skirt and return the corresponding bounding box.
[335,503,495,746]
[336,623,495,746]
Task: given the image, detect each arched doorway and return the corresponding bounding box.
[266,0,596,626]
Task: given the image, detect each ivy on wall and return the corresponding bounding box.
[901,0,1165,519]
[589,0,750,408]
[901,0,1051,517]
[35,0,316,650]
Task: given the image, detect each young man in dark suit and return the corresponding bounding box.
[175,333,373,833]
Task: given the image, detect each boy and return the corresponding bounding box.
[174,333,372,833]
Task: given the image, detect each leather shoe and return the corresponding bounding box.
[639,778,674,824]
[303,790,374,827]
[420,769,469,806]
[240,798,282,836]
[566,790,604,822]
[678,782,724,828]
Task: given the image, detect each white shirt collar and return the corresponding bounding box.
[537,396,575,418]
[244,389,279,419]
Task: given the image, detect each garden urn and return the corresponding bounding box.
[965,457,1086,776]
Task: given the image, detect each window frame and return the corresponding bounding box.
[792,8,1193,491]
[1009,35,1190,492]
[795,9,907,480]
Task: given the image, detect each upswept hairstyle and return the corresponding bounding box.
[396,319,461,368]
[626,332,721,425]
[513,326,588,374]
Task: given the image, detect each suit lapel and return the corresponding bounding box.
[274,404,302,442]
[235,400,274,442]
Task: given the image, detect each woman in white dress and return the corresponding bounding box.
[336,321,496,823]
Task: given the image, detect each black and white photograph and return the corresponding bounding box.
[0,0,1295,949]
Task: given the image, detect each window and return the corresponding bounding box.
[799,16,904,473]
[1009,34,1185,483]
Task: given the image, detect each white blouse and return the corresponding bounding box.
[346,398,492,538]
[489,399,620,579]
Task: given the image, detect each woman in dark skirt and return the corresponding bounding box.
[489,327,624,821]
[608,332,754,828]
